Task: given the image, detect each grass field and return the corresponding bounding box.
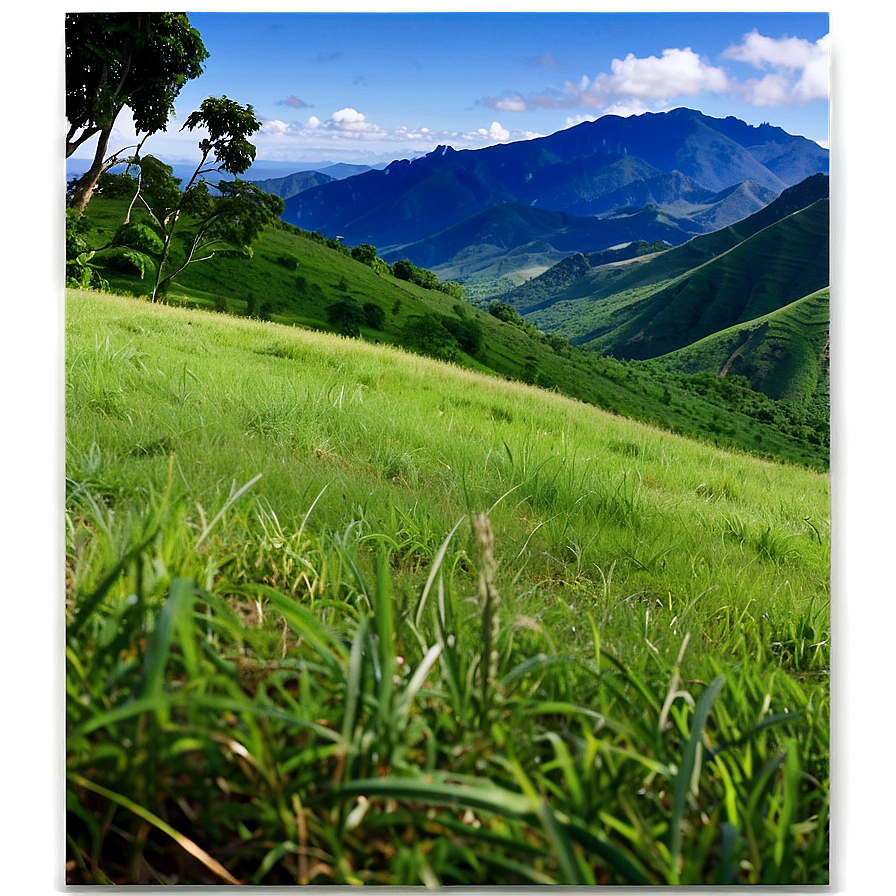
[65,287,830,885]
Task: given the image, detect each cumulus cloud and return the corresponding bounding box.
[575,47,729,106]
[480,47,727,114]
[724,31,829,105]
[478,33,827,118]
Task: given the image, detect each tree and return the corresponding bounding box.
[112,96,284,302]
[66,12,208,215]
[362,302,386,330]
[401,315,460,362]
[327,297,365,337]
[351,244,378,266]
[488,300,523,325]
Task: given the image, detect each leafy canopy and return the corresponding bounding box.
[65,13,208,214]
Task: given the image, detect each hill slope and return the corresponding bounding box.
[65,286,830,886]
[503,174,829,318]
[578,198,829,359]
[77,192,829,468]
[658,287,830,403]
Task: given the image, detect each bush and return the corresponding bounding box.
[401,314,460,362]
[327,297,364,337]
[362,302,386,330]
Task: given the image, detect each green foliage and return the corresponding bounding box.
[488,300,523,324]
[104,101,284,301]
[182,95,262,178]
[362,301,386,330]
[112,222,164,256]
[104,247,151,278]
[97,171,141,199]
[401,314,461,362]
[327,297,365,337]
[439,279,466,300]
[351,243,379,266]
[65,209,107,290]
[392,257,441,291]
[65,13,208,211]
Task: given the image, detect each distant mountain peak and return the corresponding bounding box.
[282,108,828,266]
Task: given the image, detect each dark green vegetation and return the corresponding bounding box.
[575,199,829,360]
[66,289,829,885]
[661,288,830,404]
[72,188,828,469]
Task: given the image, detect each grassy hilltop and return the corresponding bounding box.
[74,193,829,469]
[66,287,830,885]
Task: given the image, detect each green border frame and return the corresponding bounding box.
[0,0,896,894]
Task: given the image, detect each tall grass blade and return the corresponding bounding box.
[509,755,584,885]
[68,530,158,638]
[669,675,724,877]
[414,515,465,629]
[68,772,241,885]
[196,472,263,546]
[139,577,196,711]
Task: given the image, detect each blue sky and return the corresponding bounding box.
[77,8,831,169]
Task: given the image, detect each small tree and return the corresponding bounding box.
[401,315,460,362]
[327,297,365,337]
[362,302,386,330]
[113,96,284,302]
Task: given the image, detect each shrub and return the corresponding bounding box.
[401,314,461,362]
[362,302,386,330]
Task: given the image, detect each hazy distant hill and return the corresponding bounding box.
[250,170,335,200]
[381,202,705,284]
[282,108,829,257]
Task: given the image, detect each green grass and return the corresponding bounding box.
[75,194,829,470]
[66,287,830,885]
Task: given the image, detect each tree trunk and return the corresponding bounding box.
[68,127,113,217]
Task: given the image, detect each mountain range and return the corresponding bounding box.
[280,108,828,288]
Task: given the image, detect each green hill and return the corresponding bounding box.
[75,192,829,469]
[579,198,829,359]
[65,286,830,886]
[504,174,828,319]
[658,288,830,403]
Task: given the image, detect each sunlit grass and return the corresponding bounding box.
[66,288,829,884]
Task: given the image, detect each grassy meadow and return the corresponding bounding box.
[65,287,830,885]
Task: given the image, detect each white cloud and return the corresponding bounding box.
[482,121,510,142]
[494,94,528,113]
[724,31,829,105]
[249,108,538,159]
[479,32,828,119]
[587,47,729,104]
[481,47,728,114]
